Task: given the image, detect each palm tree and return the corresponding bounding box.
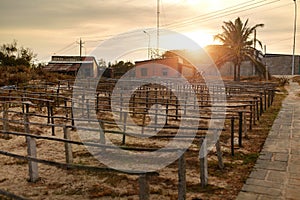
[214,17,266,81]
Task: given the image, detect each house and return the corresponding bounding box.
[135,55,197,79]
[44,56,98,77]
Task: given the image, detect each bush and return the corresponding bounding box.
[0,65,32,86]
[276,76,290,86]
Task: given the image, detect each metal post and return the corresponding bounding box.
[292,0,298,75]
[143,30,151,59]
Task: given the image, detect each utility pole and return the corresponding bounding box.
[78,38,85,57]
[292,0,297,75]
[264,45,268,81]
[156,0,160,58]
[253,29,257,76]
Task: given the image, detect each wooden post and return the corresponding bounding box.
[243,109,248,138]
[22,96,25,114]
[175,98,179,120]
[50,106,55,136]
[238,112,243,147]
[96,93,99,113]
[256,97,259,121]
[24,113,39,182]
[264,90,267,111]
[184,95,187,116]
[194,92,197,109]
[249,104,253,130]
[259,95,263,115]
[47,101,51,124]
[2,103,9,139]
[215,140,224,169]
[142,108,146,135]
[82,93,85,117]
[178,153,186,200]
[139,174,150,200]
[145,90,149,111]
[26,136,39,182]
[63,127,73,164]
[120,92,123,121]
[71,101,75,129]
[231,117,235,156]
[165,100,169,125]
[64,99,68,118]
[122,112,128,145]
[56,82,60,106]
[199,138,208,187]
[99,120,106,144]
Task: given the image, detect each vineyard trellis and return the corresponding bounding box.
[0,79,277,199]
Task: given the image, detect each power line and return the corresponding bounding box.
[54,42,76,54]
[163,0,280,30]
[81,0,279,49]
[163,0,257,28]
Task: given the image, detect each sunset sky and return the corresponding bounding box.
[0,0,299,63]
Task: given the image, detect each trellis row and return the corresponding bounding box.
[0,80,277,199]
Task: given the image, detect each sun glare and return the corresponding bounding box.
[184,31,215,48]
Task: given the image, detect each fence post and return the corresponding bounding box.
[47,101,51,124]
[2,103,9,139]
[64,99,68,118]
[165,100,169,125]
[122,112,128,145]
[142,108,146,135]
[24,112,39,182]
[231,117,235,156]
[82,92,85,118]
[71,101,75,129]
[238,112,243,147]
[96,93,99,113]
[178,153,186,200]
[249,103,253,130]
[199,138,208,187]
[26,136,39,182]
[175,98,179,120]
[215,140,224,169]
[99,120,106,144]
[63,127,73,164]
[50,106,55,136]
[120,92,123,121]
[139,174,149,200]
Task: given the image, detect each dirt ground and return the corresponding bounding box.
[0,83,287,200]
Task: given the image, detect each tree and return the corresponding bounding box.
[110,61,135,78]
[214,17,266,81]
[0,40,36,67]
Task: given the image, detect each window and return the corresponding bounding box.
[162,68,168,76]
[141,68,148,76]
